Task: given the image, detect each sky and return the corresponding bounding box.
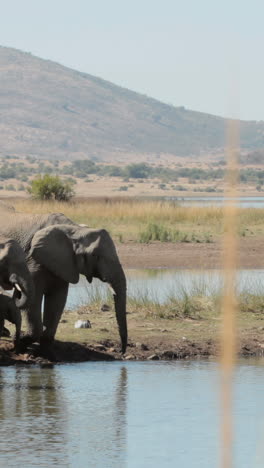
[0,0,263,121]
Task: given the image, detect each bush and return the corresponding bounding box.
[5,184,16,191]
[125,163,150,179]
[28,174,75,201]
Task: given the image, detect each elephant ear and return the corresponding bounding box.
[30,226,79,284]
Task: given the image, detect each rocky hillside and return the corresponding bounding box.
[0,46,264,161]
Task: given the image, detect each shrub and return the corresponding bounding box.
[125,163,150,179]
[5,184,16,191]
[204,186,216,192]
[28,174,75,201]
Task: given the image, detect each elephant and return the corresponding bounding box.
[0,293,21,351]
[0,213,127,353]
[0,235,35,352]
[0,236,34,310]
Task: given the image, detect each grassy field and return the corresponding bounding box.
[11,198,264,243]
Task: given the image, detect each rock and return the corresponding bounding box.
[93,344,106,351]
[141,343,149,351]
[147,354,160,361]
[60,319,67,324]
[74,320,91,329]
[161,350,177,359]
[101,304,111,312]
[136,342,149,351]
[124,354,134,360]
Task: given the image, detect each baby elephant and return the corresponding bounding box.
[0,293,21,352]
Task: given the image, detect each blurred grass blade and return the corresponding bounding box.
[220,117,239,468]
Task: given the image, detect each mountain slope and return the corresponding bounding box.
[0,46,264,160]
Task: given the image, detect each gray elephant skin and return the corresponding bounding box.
[0,213,127,353]
[0,293,21,351]
[0,236,34,310]
[0,235,35,351]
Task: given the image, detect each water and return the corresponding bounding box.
[66,268,264,309]
[1,360,264,468]
[171,196,264,208]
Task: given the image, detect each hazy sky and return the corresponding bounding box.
[1,0,263,120]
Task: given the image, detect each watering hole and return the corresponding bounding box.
[66,268,264,309]
[1,360,264,468]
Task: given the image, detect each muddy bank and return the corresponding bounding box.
[1,333,264,366]
[117,237,264,269]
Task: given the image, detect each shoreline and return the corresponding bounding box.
[1,333,264,366]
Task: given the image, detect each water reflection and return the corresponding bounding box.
[0,367,69,467]
[0,365,128,468]
[114,367,127,444]
[1,361,264,467]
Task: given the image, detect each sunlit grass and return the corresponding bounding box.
[67,272,264,322]
[10,197,264,242]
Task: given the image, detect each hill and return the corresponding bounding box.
[0,45,264,161]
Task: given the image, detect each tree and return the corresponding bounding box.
[125,163,150,179]
[28,174,75,201]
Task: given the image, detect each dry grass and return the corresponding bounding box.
[10,198,264,242]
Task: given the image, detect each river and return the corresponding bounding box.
[1,360,264,467]
[168,196,264,208]
[66,268,264,309]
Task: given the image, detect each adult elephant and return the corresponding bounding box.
[0,213,127,353]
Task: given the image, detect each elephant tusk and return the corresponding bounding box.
[14,283,22,292]
[108,284,116,295]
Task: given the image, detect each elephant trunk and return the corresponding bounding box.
[9,266,34,309]
[110,266,127,354]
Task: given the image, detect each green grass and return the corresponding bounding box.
[68,275,264,323]
[138,222,213,243]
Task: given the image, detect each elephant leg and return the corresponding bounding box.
[14,310,21,353]
[0,314,4,337]
[7,301,21,352]
[20,292,43,346]
[41,283,69,343]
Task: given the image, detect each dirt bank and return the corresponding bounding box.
[1,332,264,366]
[117,237,264,269]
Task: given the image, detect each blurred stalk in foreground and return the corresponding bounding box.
[220,117,239,468]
